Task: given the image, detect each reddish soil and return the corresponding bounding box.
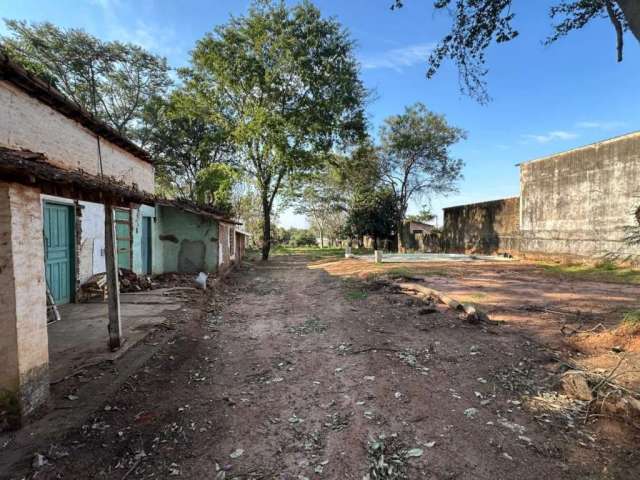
[4,256,640,479]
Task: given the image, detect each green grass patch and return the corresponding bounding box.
[272,245,371,260]
[345,289,368,301]
[622,309,640,327]
[539,260,640,284]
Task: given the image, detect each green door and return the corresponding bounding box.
[141,216,152,274]
[115,208,132,269]
[43,202,74,304]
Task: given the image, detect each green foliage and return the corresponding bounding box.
[179,0,366,259]
[405,208,436,224]
[141,94,232,199]
[343,187,399,248]
[284,228,318,247]
[194,163,239,213]
[390,1,637,103]
[622,309,640,326]
[2,20,172,140]
[380,102,464,248]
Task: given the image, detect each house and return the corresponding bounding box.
[442,131,640,261]
[0,52,247,427]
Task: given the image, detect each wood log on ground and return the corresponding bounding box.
[394,281,495,324]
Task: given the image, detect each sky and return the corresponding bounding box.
[2,0,639,227]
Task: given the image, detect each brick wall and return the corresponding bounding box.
[0,181,49,422]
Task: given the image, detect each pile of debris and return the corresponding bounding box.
[80,268,153,301]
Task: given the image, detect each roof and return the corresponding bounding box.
[0,147,239,225]
[443,196,520,211]
[516,130,640,167]
[0,146,152,206]
[0,51,152,164]
[155,198,240,225]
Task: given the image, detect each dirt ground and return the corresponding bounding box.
[4,255,640,479]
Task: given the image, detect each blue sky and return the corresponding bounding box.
[2,0,639,227]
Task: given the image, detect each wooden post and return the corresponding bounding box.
[104,203,122,351]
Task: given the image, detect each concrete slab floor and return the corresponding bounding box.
[354,252,513,263]
[48,289,183,383]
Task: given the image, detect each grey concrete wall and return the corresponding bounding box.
[443,197,520,254]
[520,131,640,260]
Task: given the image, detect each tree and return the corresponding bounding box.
[406,208,436,224]
[179,0,366,260]
[344,187,399,250]
[194,163,239,214]
[2,20,172,141]
[391,1,640,103]
[380,102,465,251]
[142,94,232,200]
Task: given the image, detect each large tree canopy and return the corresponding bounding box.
[380,102,465,250]
[180,0,366,260]
[392,1,640,103]
[1,20,172,141]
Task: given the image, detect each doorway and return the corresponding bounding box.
[43,201,75,304]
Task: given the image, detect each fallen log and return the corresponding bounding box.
[395,281,496,325]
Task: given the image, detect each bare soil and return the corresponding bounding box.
[6,256,640,479]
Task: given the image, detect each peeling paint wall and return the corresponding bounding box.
[443,198,520,254]
[154,206,219,274]
[0,81,154,192]
[520,132,640,260]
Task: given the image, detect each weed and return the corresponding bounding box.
[288,316,328,335]
[620,310,640,334]
[539,261,640,284]
[345,289,368,301]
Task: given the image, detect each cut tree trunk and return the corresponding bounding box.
[395,281,495,324]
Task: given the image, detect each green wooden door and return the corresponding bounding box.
[115,208,132,269]
[141,216,152,274]
[43,202,74,304]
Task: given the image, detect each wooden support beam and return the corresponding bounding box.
[104,203,122,351]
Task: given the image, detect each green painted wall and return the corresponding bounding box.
[153,205,219,274]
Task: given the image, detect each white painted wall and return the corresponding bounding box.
[0,80,154,192]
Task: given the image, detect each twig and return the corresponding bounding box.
[350,347,401,354]
[120,459,142,480]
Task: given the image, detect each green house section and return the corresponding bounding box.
[43,202,75,304]
[153,205,219,274]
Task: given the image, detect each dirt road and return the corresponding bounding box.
[12,256,640,479]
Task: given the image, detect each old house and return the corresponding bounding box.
[0,53,247,427]
[443,131,640,261]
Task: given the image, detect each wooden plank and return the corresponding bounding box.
[104,203,123,351]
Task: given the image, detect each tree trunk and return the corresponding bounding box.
[397,219,405,253]
[261,195,271,261]
[615,0,640,43]
[319,229,324,248]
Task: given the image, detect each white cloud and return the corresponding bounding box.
[522,130,579,144]
[576,120,627,131]
[87,0,181,59]
[360,43,434,72]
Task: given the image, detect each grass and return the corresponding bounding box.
[622,309,640,330]
[272,245,372,260]
[539,260,640,284]
[345,289,368,301]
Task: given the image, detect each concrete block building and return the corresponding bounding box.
[443,131,640,262]
[0,53,246,427]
